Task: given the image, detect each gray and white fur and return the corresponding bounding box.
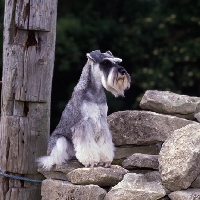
[37,50,131,170]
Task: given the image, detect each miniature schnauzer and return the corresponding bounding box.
[37,50,131,169]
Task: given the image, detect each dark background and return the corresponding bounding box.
[0,0,200,132]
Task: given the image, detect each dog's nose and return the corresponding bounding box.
[118,67,126,75]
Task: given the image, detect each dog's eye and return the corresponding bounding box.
[118,67,126,75]
[101,60,109,65]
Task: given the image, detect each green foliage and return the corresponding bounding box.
[52,0,200,130]
[0,0,200,130]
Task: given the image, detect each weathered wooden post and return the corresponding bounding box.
[0,0,57,199]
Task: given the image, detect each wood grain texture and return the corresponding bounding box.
[15,0,54,31]
[13,30,52,102]
[0,0,57,199]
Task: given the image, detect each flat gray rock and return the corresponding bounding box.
[38,159,83,180]
[67,165,128,187]
[122,153,159,169]
[41,179,106,200]
[108,110,197,146]
[140,90,200,120]
[168,188,200,200]
[114,145,159,160]
[104,172,166,200]
[159,123,200,191]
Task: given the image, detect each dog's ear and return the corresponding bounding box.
[86,50,102,62]
[105,51,113,56]
[86,50,122,63]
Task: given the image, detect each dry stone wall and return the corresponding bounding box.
[39,90,200,200]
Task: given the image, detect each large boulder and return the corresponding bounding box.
[140,90,200,120]
[41,179,106,200]
[168,189,200,200]
[104,172,167,200]
[159,123,200,191]
[108,110,197,146]
[122,153,159,170]
[67,165,128,187]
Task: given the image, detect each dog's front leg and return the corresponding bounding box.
[97,118,115,168]
[71,120,101,167]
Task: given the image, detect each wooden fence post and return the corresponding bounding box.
[0,0,57,199]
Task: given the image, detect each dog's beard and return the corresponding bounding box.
[102,68,130,97]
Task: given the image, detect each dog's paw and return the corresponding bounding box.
[76,154,100,167]
[84,162,99,168]
[104,162,111,168]
[97,161,111,168]
[75,146,101,168]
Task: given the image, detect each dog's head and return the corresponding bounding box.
[86,50,131,97]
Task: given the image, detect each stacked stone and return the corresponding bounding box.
[40,90,200,200]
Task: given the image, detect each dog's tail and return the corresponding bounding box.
[37,137,74,170]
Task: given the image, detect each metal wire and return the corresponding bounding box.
[0,171,43,183]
